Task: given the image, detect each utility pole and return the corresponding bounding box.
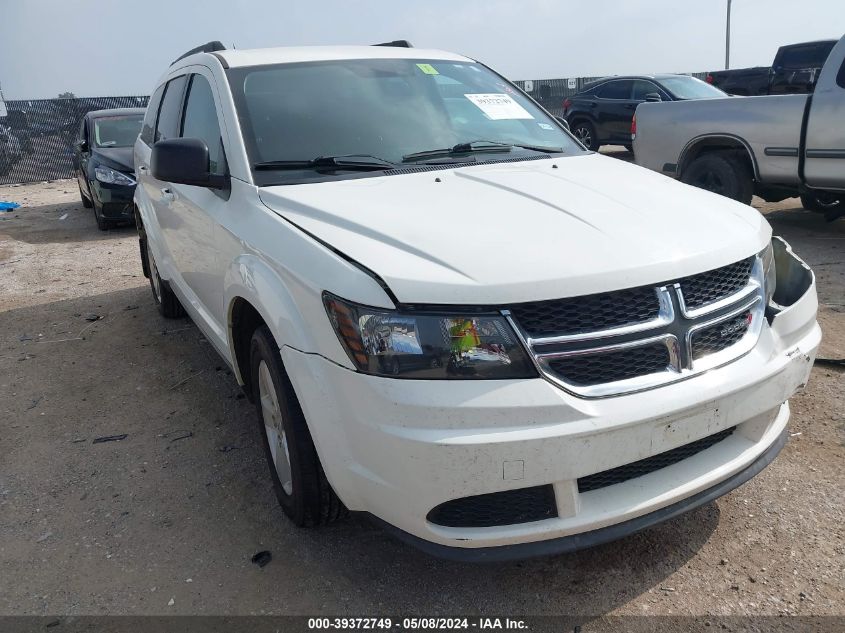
[725,0,732,70]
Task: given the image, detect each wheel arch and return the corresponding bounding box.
[678,134,759,181]
[224,254,323,389]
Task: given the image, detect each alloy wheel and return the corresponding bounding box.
[258,359,293,496]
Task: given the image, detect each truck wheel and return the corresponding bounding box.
[800,191,841,212]
[681,153,754,205]
[572,121,599,151]
[144,239,185,318]
[250,325,347,527]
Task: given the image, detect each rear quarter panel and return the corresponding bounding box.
[634,95,809,186]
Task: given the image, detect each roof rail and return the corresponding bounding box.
[372,40,413,48]
[171,41,227,66]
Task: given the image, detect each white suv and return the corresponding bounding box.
[134,41,820,561]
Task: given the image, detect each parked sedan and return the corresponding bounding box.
[73,108,144,230]
[563,75,727,151]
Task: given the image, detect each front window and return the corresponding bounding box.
[659,76,727,100]
[227,58,583,184]
[93,115,143,148]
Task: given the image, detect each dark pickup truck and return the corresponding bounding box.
[706,39,837,96]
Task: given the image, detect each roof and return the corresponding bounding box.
[582,73,698,88]
[86,107,146,119]
[186,45,474,69]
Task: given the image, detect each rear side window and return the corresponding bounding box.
[779,43,834,69]
[155,75,188,142]
[181,74,227,175]
[140,85,165,145]
[631,80,665,101]
[596,80,632,100]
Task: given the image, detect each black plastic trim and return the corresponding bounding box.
[363,429,787,562]
[764,147,799,157]
[805,149,845,159]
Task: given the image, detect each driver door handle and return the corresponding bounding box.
[160,187,176,203]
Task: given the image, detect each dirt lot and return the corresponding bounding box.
[1,172,843,621]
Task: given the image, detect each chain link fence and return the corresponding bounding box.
[0,73,708,185]
[0,96,149,186]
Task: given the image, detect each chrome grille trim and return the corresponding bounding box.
[524,287,675,346]
[505,255,767,398]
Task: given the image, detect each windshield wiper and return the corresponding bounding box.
[402,141,563,163]
[254,154,395,171]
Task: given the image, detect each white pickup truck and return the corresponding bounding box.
[634,34,845,218]
[134,40,820,561]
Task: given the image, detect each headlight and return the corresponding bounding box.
[761,241,777,305]
[94,165,135,186]
[323,294,537,379]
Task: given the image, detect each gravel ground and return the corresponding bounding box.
[0,173,843,622]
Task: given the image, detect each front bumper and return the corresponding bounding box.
[283,242,820,557]
[91,181,136,219]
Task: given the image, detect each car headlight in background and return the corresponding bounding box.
[761,241,777,306]
[323,294,537,379]
[94,165,136,186]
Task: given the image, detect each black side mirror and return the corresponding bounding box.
[151,138,228,189]
[554,116,570,130]
[76,139,89,153]
[644,93,662,102]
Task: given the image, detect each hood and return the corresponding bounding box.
[92,146,134,172]
[259,153,771,305]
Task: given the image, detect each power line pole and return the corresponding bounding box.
[725,0,732,70]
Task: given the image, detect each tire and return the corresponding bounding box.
[681,153,754,205]
[800,191,842,213]
[144,238,185,318]
[250,325,346,527]
[79,182,93,208]
[93,201,111,231]
[571,120,600,151]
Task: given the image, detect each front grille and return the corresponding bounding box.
[547,343,670,386]
[508,287,659,338]
[691,311,752,360]
[577,427,736,493]
[679,257,754,310]
[427,485,557,528]
[507,255,759,396]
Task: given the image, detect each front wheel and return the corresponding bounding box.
[250,325,346,527]
[681,153,754,204]
[571,121,599,151]
[79,182,93,208]
[93,202,111,231]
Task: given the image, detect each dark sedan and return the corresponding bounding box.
[73,108,144,230]
[563,75,727,151]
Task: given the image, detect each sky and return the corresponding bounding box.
[1,0,843,99]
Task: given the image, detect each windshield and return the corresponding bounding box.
[227,58,582,182]
[93,115,143,148]
[660,76,727,100]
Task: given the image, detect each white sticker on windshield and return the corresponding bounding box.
[464,93,534,120]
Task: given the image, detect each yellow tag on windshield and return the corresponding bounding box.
[416,63,439,75]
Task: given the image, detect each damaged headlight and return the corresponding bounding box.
[323,293,537,379]
[761,241,777,306]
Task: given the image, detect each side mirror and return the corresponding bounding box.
[644,93,662,102]
[554,116,570,130]
[151,138,228,189]
[76,139,89,153]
